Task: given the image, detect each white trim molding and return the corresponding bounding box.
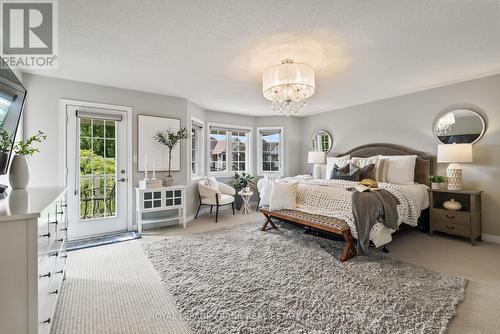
[59,99,134,232]
[206,122,253,178]
[190,116,205,181]
[482,233,500,245]
[256,126,284,177]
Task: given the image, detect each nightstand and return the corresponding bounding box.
[429,189,482,245]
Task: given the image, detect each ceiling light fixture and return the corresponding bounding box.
[262,58,315,116]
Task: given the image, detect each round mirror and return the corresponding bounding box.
[311,130,333,152]
[434,109,486,144]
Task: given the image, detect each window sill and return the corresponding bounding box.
[191,175,204,181]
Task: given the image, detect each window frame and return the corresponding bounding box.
[190,116,205,180]
[207,122,252,177]
[257,126,284,177]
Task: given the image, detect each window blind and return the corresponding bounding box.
[76,109,122,121]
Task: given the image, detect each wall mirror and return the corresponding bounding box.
[433,109,486,144]
[311,130,333,152]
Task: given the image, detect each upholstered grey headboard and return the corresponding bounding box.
[336,143,436,186]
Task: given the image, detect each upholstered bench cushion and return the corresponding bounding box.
[271,209,350,232]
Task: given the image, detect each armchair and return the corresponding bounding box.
[196,179,236,222]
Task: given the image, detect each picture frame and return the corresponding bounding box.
[138,115,181,172]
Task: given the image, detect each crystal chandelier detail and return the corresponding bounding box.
[262,58,315,116]
[436,112,456,135]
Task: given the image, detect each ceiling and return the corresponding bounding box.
[26,0,500,116]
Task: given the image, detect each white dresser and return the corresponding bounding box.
[0,187,68,334]
[135,185,186,232]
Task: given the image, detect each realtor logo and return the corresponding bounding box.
[0,0,58,68]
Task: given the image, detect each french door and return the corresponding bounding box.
[66,105,129,240]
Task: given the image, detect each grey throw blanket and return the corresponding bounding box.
[351,189,400,255]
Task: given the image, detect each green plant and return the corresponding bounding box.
[14,130,47,155]
[233,172,255,190]
[0,129,12,153]
[154,127,189,176]
[429,175,447,183]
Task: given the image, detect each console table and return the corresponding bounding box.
[135,185,186,232]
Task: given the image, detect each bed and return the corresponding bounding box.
[260,143,436,261]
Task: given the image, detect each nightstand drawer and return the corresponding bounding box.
[432,211,470,225]
[433,220,470,237]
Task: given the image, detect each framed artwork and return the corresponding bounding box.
[138,115,181,172]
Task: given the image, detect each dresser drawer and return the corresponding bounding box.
[432,210,470,225]
[433,220,470,237]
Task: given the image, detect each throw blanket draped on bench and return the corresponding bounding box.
[352,189,400,255]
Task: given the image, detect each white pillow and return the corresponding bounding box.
[382,155,417,184]
[351,155,387,182]
[325,155,350,180]
[204,176,219,192]
[269,181,299,211]
[258,177,272,207]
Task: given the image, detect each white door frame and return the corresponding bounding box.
[59,99,133,235]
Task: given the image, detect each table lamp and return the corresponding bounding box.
[308,151,326,179]
[437,144,473,191]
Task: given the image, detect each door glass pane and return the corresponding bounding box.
[79,118,118,220]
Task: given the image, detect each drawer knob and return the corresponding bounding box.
[55,269,64,275]
[61,255,68,259]
[49,289,59,295]
[49,220,58,225]
[39,272,51,279]
[40,232,51,238]
[446,224,456,230]
[445,215,455,219]
[60,227,68,231]
[57,238,64,242]
[49,252,59,257]
[41,318,51,324]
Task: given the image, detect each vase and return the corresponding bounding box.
[431,182,441,190]
[443,199,462,211]
[9,155,29,189]
[9,189,29,214]
[164,176,174,187]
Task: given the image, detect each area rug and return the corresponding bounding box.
[143,222,466,334]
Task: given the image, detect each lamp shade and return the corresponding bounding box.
[308,151,325,164]
[437,144,473,163]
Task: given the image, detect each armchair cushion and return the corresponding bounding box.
[198,181,220,198]
[201,194,235,205]
[218,182,236,196]
[205,176,219,192]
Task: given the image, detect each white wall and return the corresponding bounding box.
[300,74,500,237]
[23,74,189,226]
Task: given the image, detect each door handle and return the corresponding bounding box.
[118,178,127,183]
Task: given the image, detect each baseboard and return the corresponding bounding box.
[482,233,500,245]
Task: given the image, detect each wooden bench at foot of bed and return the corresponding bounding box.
[260,208,357,262]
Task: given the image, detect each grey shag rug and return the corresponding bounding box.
[143,222,466,334]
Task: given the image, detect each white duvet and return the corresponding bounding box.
[270,177,429,247]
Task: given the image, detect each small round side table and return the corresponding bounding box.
[238,190,253,215]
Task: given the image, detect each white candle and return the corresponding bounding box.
[144,154,148,180]
[152,156,156,180]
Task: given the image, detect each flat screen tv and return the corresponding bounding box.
[0,64,26,177]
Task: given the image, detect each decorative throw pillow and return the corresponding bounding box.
[381,155,417,184]
[330,163,360,181]
[258,177,272,207]
[325,155,350,180]
[351,156,387,182]
[269,181,299,211]
[352,163,375,180]
[204,176,219,192]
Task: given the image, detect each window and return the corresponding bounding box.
[191,118,204,179]
[208,124,250,175]
[257,127,283,176]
